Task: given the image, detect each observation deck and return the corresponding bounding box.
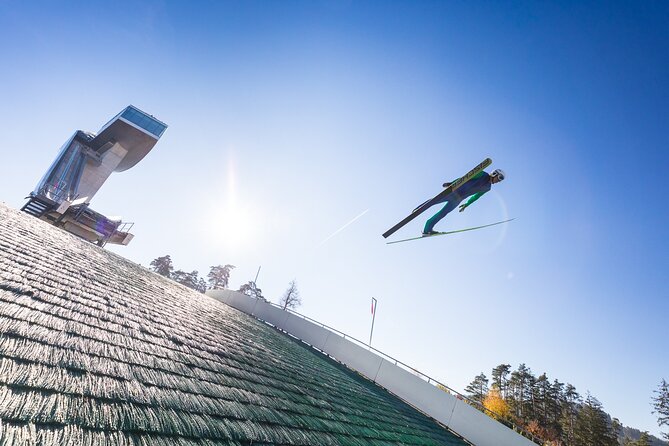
[21,105,167,246]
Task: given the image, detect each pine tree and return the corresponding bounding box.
[207,264,235,289]
[491,364,511,399]
[508,363,534,420]
[559,383,580,446]
[548,379,565,431]
[239,281,264,300]
[636,431,652,446]
[150,255,173,278]
[525,371,538,422]
[652,378,669,441]
[465,373,489,407]
[611,417,623,444]
[170,270,201,290]
[196,278,208,293]
[172,270,187,285]
[529,375,540,425]
[573,394,617,446]
[182,271,201,290]
[623,431,652,446]
[622,431,653,446]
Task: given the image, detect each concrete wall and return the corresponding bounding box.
[206,289,537,446]
[79,143,128,201]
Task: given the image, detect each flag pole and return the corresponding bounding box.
[369,297,377,347]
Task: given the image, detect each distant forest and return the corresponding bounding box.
[148,255,263,297]
[148,255,302,310]
[463,364,669,446]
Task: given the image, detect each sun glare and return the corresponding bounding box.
[207,202,257,248]
[203,155,260,249]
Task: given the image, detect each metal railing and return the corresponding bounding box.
[40,183,71,204]
[245,297,543,445]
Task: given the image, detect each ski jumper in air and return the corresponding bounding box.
[423,169,506,235]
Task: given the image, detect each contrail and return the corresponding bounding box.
[317,209,369,247]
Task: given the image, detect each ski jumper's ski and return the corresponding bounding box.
[382,158,492,239]
[386,218,514,244]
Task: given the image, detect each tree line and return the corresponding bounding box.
[463,364,669,446]
[148,255,302,310]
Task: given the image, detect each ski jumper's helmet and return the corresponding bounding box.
[492,169,506,181]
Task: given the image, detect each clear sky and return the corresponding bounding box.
[1,0,667,437]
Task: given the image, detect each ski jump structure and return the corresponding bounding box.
[207,289,540,446]
[22,105,167,246]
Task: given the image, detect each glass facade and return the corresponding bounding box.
[31,105,167,206]
[34,132,88,203]
[120,106,167,138]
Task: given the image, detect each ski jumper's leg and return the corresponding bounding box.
[423,196,460,233]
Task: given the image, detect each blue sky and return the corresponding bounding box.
[1,0,667,436]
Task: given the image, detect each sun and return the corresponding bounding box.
[207,202,257,248]
[203,153,263,249]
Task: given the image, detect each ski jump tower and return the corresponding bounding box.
[22,105,167,246]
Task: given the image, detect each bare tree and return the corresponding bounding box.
[279,280,301,310]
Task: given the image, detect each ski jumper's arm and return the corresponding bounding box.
[458,171,489,211]
[465,192,486,206]
[459,192,486,212]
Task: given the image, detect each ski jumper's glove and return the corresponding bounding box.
[458,203,468,212]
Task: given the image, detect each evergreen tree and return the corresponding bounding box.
[207,264,235,289]
[172,270,187,285]
[279,280,301,310]
[239,281,264,300]
[150,255,173,278]
[196,278,208,293]
[623,431,652,446]
[533,373,551,426]
[180,271,200,290]
[621,431,653,446]
[636,431,652,446]
[508,363,534,420]
[525,371,538,422]
[464,373,489,406]
[573,394,618,446]
[611,417,623,444]
[491,364,511,399]
[653,379,669,441]
[559,383,581,446]
[171,270,201,290]
[548,379,564,424]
